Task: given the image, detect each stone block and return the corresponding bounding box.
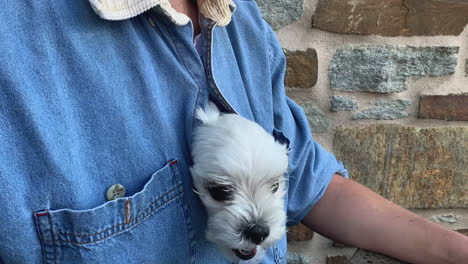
[287,252,310,264]
[430,214,460,224]
[465,59,468,77]
[354,99,411,120]
[329,46,458,93]
[257,0,303,30]
[457,229,468,236]
[285,49,318,88]
[350,249,406,264]
[333,241,353,248]
[299,103,330,133]
[334,125,468,209]
[312,0,468,36]
[326,256,348,264]
[419,94,468,121]
[330,96,358,112]
[287,223,314,241]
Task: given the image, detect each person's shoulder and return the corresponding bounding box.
[229,0,270,32]
[232,0,264,21]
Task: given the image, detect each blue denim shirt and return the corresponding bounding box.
[0,1,347,263]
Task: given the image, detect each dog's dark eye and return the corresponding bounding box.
[206,184,233,201]
[271,181,279,193]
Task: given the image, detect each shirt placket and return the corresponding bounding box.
[202,19,238,114]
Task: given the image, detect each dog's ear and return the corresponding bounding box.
[272,129,290,151]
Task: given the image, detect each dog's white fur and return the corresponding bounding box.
[190,102,288,263]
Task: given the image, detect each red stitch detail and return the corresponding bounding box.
[125,199,131,225]
[35,212,48,217]
[169,160,178,165]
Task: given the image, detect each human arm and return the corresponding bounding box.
[303,175,468,264]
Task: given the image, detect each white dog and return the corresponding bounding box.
[190,102,289,263]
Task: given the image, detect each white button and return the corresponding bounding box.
[106,184,126,201]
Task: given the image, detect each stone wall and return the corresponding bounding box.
[257,0,467,262]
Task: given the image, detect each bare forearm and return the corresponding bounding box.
[302,175,468,264]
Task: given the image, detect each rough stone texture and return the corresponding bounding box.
[419,94,468,121]
[312,0,468,36]
[334,125,468,209]
[458,229,468,236]
[299,103,330,133]
[330,96,358,112]
[354,99,411,120]
[329,46,459,93]
[430,214,461,224]
[333,241,353,248]
[287,223,314,241]
[257,0,303,30]
[285,49,318,88]
[350,249,407,264]
[465,59,468,77]
[287,252,310,264]
[326,255,348,264]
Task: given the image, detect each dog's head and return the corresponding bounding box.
[190,103,288,263]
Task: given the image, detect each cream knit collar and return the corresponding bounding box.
[88,0,235,26]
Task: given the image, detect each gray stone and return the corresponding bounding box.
[350,249,406,264]
[300,103,330,133]
[329,46,459,93]
[465,59,468,77]
[334,125,468,208]
[257,0,303,30]
[287,252,310,264]
[354,99,411,120]
[330,96,358,112]
[430,214,460,224]
[326,255,348,264]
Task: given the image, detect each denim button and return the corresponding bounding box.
[106,184,126,200]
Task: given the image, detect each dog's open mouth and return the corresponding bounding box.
[233,248,257,260]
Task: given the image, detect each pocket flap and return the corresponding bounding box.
[34,160,183,246]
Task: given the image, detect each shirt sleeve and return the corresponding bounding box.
[266,24,349,226]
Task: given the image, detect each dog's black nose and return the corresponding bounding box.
[244,224,270,245]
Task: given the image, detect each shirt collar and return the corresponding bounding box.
[88,0,236,26]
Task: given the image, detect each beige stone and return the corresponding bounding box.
[312,0,468,36]
[334,125,468,209]
[285,49,318,88]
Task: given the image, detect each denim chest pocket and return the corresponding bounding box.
[34,160,193,264]
[273,235,287,264]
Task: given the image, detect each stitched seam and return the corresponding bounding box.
[56,184,181,238]
[47,212,58,264]
[179,188,195,264]
[204,22,237,114]
[44,192,182,245]
[93,0,155,12]
[34,213,48,264]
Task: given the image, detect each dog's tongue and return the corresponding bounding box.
[233,248,257,260]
